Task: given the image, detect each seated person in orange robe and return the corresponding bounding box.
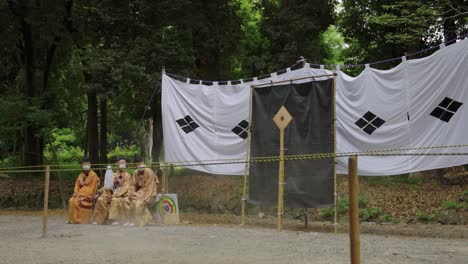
[128,156,160,227]
[108,157,134,225]
[67,157,100,224]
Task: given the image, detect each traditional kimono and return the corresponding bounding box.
[93,167,115,224]
[67,170,100,224]
[108,171,134,223]
[93,189,113,224]
[130,168,160,226]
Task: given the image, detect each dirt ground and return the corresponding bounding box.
[0,212,467,264]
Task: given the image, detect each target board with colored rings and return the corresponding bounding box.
[156,194,179,215]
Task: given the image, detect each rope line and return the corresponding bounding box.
[2,143,468,170]
[1,150,468,173]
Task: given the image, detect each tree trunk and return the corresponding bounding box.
[87,90,100,165]
[21,18,42,166]
[151,99,163,162]
[141,119,153,160]
[99,97,108,165]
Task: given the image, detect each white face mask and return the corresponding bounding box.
[82,164,91,171]
[118,164,126,169]
[137,165,146,172]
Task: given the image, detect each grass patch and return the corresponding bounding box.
[319,194,371,221]
[440,200,463,210]
[359,207,382,221]
[416,210,433,222]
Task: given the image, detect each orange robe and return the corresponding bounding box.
[93,188,113,224]
[130,168,159,226]
[67,170,100,224]
[108,171,134,223]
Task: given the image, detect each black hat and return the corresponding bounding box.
[82,156,90,163]
[133,155,143,163]
[115,157,126,162]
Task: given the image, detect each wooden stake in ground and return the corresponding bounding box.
[161,163,167,220]
[332,74,338,233]
[273,106,293,231]
[348,156,360,264]
[43,165,50,238]
[241,85,254,226]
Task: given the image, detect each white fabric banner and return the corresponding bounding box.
[336,39,468,175]
[163,39,468,176]
[162,67,330,175]
[335,63,412,175]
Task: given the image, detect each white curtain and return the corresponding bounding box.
[162,66,330,175]
[162,39,468,176]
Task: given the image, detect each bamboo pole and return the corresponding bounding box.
[161,163,167,221]
[241,85,254,226]
[167,164,173,193]
[277,127,285,231]
[42,165,50,238]
[333,75,338,233]
[349,156,360,264]
[273,106,292,231]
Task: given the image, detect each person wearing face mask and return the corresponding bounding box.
[127,155,160,227]
[67,157,100,224]
[107,157,134,225]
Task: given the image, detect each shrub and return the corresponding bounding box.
[378,214,392,223]
[416,210,433,222]
[108,145,140,163]
[359,195,369,208]
[458,190,468,202]
[337,196,349,215]
[440,200,463,210]
[359,208,382,221]
[320,208,334,220]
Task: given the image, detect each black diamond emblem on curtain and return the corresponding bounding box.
[430,97,463,122]
[355,111,386,135]
[232,120,249,139]
[176,115,199,134]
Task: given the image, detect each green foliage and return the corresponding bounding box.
[338,0,467,70]
[416,210,434,222]
[458,190,468,202]
[359,195,369,208]
[359,207,382,221]
[44,128,83,163]
[378,213,392,223]
[233,0,269,78]
[320,25,346,65]
[2,0,465,170]
[440,200,463,210]
[337,196,349,215]
[256,0,336,73]
[319,207,334,219]
[107,145,140,163]
[320,194,369,220]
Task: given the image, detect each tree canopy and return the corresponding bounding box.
[0,0,466,168]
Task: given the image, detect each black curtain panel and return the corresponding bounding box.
[248,79,334,208]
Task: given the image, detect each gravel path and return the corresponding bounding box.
[0,215,467,264]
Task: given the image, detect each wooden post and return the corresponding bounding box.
[42,165,50,238]
[167,164,172,193]
[277,128,285,231]
[333,74,338,233]
[273,106,292,231]
[241,85,254,226]
[349,156,360,264]
[161,163,167,218]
